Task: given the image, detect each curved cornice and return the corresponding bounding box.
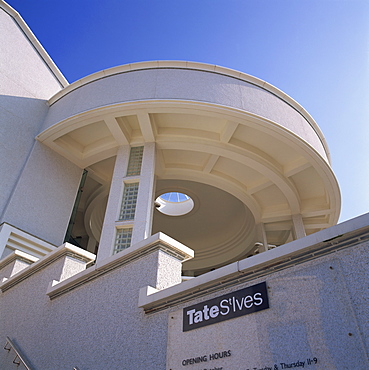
[47,60,330,163]
[36,99,340,226]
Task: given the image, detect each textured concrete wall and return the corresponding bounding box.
[0,6,74,245]
[0,87,49,219]
[166,241,369,370]
[1,143,82,246]
[0,232,368,369]
[0,7,63,99]
[0,248,177,370]
[43,68,328,162]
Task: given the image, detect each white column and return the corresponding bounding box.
[131,142,156,245]
[97,144,157,262]
[97,146,131,261]
[87,237,97,254]
[292,213,306,240]
[256,223,268,253]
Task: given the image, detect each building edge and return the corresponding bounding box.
[0,0,69,88]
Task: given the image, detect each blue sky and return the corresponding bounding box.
[6,0,369,222]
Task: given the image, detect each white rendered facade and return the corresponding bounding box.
[1,2,368,369]
[0,1,341,271]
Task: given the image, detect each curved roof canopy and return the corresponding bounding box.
[37,61,341,273]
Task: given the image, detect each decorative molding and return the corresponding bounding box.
[0,250,38,271]
[0,243,95,292]
[46,232,193,300]
[139,213,369,313]
[0,223,57,259]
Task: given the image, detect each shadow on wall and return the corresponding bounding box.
[0,94,83,247]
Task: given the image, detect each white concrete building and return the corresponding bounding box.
[1,2,368,369]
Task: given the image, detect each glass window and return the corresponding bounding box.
[114,228,133,253]
[119,183,139,221]
[126,146,144,176]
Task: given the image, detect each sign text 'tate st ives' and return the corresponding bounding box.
[183,282,269,332]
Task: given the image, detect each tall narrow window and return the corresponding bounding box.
[126,146,144,176]
[114,228,132,254]
[119,182,139,221]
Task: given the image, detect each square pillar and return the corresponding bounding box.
[292,213,306,240]
[97,143,156,262]
[131,142,156,245]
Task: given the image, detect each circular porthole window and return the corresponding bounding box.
[155,192,194,216]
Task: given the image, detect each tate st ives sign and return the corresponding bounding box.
[166,259,369,369]
[183,282,269,331]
